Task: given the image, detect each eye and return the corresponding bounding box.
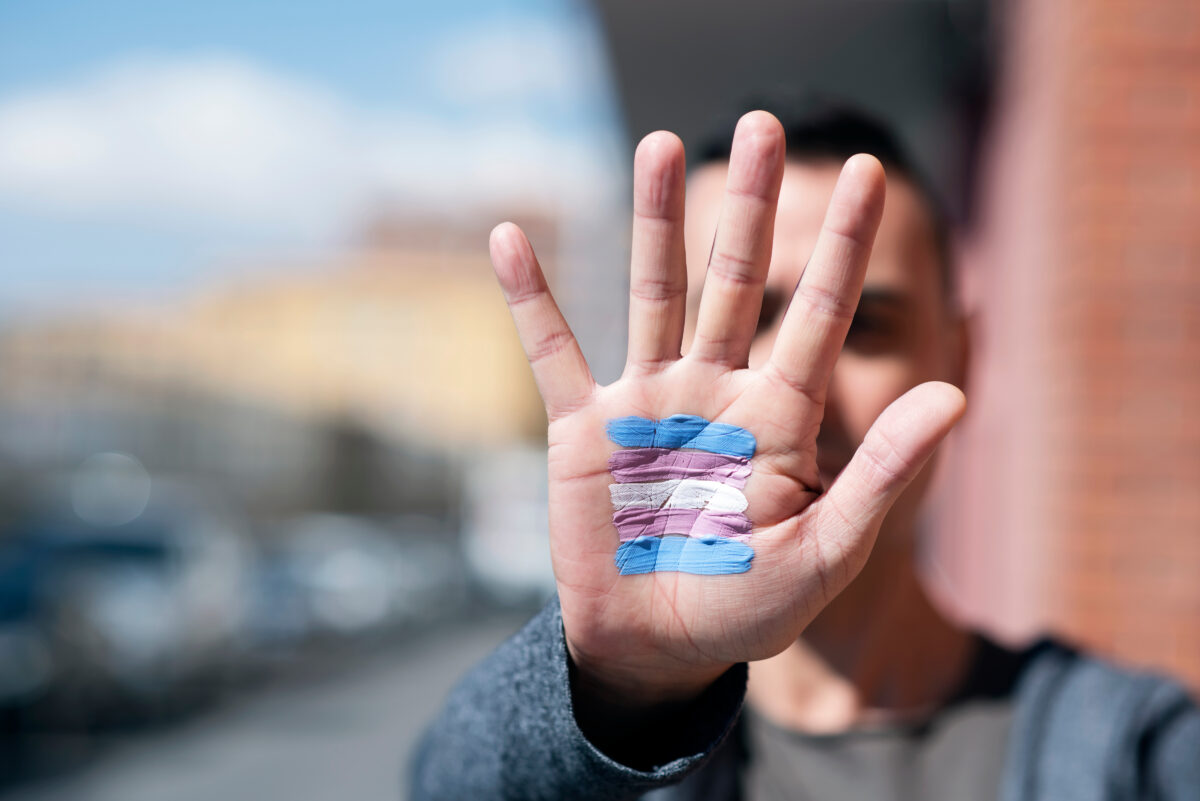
[844,307,905,354]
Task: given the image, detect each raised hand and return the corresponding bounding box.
[488,111,965,712]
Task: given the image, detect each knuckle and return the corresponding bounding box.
[688,330,739,362]
[505,285,547,308]
[794,281,856,321]
[822,220,870,250]
[858,428,917,490]
[526,328,575,365]
[707,250,765,288]
[630,275,686,304]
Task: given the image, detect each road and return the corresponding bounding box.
[1,612,530,801]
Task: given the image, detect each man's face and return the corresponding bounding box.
[684,160,965,546]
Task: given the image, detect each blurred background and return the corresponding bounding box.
[0,0,1196,798]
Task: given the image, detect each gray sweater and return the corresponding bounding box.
[411,598,1200,801]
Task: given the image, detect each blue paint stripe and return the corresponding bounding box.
[614,535,754,576]
[606,415,757,458]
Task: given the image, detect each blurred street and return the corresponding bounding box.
[0,611,530,801]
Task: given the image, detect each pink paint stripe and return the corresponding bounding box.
[608,448,751,488]
[612,506,752,542]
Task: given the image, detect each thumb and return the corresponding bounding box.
[804,381,966,578]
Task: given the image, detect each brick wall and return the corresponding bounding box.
[936,0,1200,690]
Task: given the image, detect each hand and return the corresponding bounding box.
[489,111,965,711]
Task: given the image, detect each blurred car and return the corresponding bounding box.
[247,513,466,647]
[0,460,252,721]
[0,544,53,709]
[461,447,555,606]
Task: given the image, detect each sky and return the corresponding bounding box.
[0,0,626,312]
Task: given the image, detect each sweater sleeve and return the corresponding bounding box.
[408,596,747,801]
[1145,688,1200,800]
[1003,642,1200,801]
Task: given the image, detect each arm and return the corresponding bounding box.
[409,597,747,801]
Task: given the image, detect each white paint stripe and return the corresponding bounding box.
[608,479,748,513]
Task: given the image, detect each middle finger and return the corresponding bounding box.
[688,111,786,369]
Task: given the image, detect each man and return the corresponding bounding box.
[411,103,1199,800]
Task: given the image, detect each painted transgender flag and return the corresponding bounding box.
[605,414,756,575]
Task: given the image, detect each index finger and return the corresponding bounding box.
[688,111,785,368]
[626,131,688,373]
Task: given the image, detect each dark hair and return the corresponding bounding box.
[694,94,954,299]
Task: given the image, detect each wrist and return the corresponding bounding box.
[566,642,745,770]
[566,637,730,711]
[555,595,747,769]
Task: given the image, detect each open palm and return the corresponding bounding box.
[489,111,965,706]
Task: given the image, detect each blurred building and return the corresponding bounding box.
[942,0,1200,690]
[0,216,550,518]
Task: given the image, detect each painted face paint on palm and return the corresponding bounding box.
[606,415,757,575]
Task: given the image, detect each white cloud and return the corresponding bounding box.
[430,18,610,110]
[0,52,620,238]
